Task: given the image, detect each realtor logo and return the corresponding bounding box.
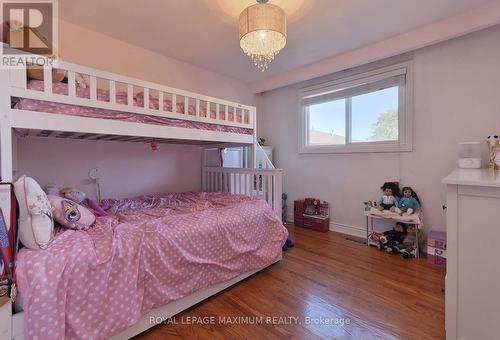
[1,0,58,68]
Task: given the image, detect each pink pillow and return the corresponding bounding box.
[48,195,95,230]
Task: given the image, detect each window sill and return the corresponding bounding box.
[298,142,412,154]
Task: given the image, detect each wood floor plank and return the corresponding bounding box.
[135,226,445,340]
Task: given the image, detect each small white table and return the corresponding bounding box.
[364,210,423,258]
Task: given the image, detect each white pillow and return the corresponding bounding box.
[14,175,54,249]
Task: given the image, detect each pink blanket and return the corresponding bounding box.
[14,80,253,135]
[16,192,287,339]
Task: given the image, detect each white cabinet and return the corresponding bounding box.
[443,169,500,340]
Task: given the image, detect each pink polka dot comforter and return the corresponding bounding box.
[16,192,287,340]
[13,80,253,135]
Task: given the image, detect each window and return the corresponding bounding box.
[299,62,413,153]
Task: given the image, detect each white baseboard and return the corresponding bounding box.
[286,213,366,239]
[329,222,366,238]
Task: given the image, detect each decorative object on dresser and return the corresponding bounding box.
[458,142,482,169]
[486,134,499,169]
[443,168,500,340]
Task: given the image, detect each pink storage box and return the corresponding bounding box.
[427,230,447,267]
[428,230,447,250]
[427,245,447,267]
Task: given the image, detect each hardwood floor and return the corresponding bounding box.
[136,225,445,340]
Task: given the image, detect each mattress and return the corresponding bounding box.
[16,192,287,340]
[13,80,253,135]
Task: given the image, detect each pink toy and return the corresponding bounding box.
[85,198,109,217]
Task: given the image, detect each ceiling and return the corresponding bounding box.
[59,0,493,83]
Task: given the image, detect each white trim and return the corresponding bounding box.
[329,222,366,239]
[298,61,413,154]
[299,65,407,99]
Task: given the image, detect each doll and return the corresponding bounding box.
[400,225,417,258]
[395,187,421,215]
[377,182,399,212]
[379,222,406,253]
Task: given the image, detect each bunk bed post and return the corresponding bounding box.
[250,106,257,169]
[0,69,13,182]
[201,150,207,191]
[0,121,13,182]
[0,66,14,340]
[273,170,283,221]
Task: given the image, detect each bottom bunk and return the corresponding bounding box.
[9,190,287,340]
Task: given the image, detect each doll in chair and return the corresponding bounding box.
[395,187,421,215]
[377,182,400,212]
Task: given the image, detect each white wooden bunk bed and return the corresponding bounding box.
[0,45,284,340]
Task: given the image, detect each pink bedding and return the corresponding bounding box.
[16,192,287,340]
[13,80,253,135]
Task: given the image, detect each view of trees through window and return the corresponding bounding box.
[308,86,399,145]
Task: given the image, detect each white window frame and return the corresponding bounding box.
[298,61,413,154]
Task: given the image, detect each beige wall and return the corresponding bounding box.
[257,26,500,235]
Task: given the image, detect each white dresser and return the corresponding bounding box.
[443,169,500,340]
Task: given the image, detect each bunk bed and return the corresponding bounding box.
[0,44,285,340]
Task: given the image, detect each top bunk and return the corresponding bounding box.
[0,43,256,146]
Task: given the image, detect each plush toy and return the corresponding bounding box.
[395,187,421,215]
[363,201,374,211]
[379,223,406,253]
[44,184,62,196]
[60,187,86,204]
[487,135,499,170]
[377,182,400,212]
[400,225,418,258]
[86,198,109,217]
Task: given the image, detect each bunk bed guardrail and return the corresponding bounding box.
[3,46,255,131]
[202,166,283,220]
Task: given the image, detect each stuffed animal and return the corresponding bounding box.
[60,187,86,204]
[487,135,499,170]
[395,187,421,215]
[377,182,400,212]
[379,223,406,253]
